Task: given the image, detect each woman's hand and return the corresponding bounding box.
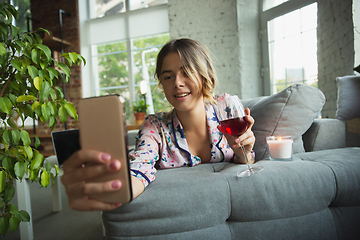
[217,108,256,164]
[61,149,123,211]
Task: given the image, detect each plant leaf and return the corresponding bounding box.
[34,76,43,90]
[54,164,59,175]
[3,129,11,144]
[41,102,50,122]
[32,101,40,111]
[20,129,31,146]
[10,59,21,71]
[16,95,37,102]
[40,81,51,101]
[49,88,57,101]
[24,145,33,160]
[11,129,20,144]
[35,44,51,61]
[4,185,15,203]
[58,106,68,123]
[57,62,70,77]
[48,116,56,128]
[69,52,78,63]
[0,97,12,115]
[55,86,64,99]
[0,42,6,55]
[34,135,41,148]
[64,103,77,121]
[47,67,59,80]
[30,153,43,170]
[7,117,17,129]
[0,171,6,193]
[2,157,13,172]
[14,162,26,180]
[27,65,38,79]
[23,104,34,118]
[9,216,19,232]
[19,210,30,222]
[31,49,39,65]
[0,217,9,236]
[40,170,50,187]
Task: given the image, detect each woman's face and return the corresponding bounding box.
[159,53,204,113]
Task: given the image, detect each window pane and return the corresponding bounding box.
[263,0,289,11]
[130,0,168,11]
[11,0,31,32]
[301,3,317,32]
[131,33,170,114]
[93,41,130,116]
[90,0,126,19]
[267,3,318,93]
[283,9,301,38]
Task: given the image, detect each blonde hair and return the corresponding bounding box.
[155,38,217,104]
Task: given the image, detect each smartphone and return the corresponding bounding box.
[51,129,80,166]
[78,95,132,204]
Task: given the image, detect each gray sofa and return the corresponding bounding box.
[102,84,360,240]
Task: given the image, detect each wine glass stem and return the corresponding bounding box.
[240,145,253,173]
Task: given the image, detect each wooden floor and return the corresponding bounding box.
[6,178,104,240]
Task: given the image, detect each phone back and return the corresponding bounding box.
[79,95,132,204]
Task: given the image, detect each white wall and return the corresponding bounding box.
[317,0,355,118]
[168,0,262,98]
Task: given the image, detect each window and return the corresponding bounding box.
[4,0,31,32]
[261,0,318,94]
[90,0,168,19]
[263,0,289,11]
[79,0,169,122]
[92,33,170,119]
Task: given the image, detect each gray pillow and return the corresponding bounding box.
[336,75,360,121]
[242,84,325,161]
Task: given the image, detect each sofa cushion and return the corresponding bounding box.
[242,84,325,161]
[336,75,360,121]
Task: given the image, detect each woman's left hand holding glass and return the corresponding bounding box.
[217,108,256,164]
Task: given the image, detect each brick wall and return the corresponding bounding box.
[169,0,356,118]
[30,0,82,131]
[168,0,262,98]
[317,0,354,118]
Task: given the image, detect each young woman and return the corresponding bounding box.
[61,38,256,211]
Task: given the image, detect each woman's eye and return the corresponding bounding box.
[163,76,172,80]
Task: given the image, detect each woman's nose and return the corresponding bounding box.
[174,73,185,88]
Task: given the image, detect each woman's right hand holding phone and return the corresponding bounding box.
[61,149,123,211]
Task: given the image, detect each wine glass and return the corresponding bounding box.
[214,94,263,177]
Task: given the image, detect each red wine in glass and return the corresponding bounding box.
[220,117,250,137]
[214,94,263,177]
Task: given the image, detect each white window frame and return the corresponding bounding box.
[78,0,169,106]
[260,0,317,95]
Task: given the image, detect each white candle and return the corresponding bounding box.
[266,136,293,160]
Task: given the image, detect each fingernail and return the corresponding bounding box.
[101,153,111,162]
[109,160,120,170]
[111,180,121,189]
[235,138,240,143]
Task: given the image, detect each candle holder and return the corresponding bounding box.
[266,136,293,161]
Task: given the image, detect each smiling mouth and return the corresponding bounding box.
[175,93,190,98]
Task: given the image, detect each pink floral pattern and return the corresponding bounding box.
[130,94,237,187]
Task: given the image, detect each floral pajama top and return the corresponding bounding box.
[129,94,241,187]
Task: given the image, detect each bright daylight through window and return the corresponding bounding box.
[265,2,318,93]
[91,0,168,18]
[92,33,170,120]
[82,0,170,121]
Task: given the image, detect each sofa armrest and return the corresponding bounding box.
[303,118,346,152]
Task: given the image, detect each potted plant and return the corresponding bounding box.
[132,99,148,125]
[0,3,85,236]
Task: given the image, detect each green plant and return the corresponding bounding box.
[132,99,148,113]
[0,3,85,236]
